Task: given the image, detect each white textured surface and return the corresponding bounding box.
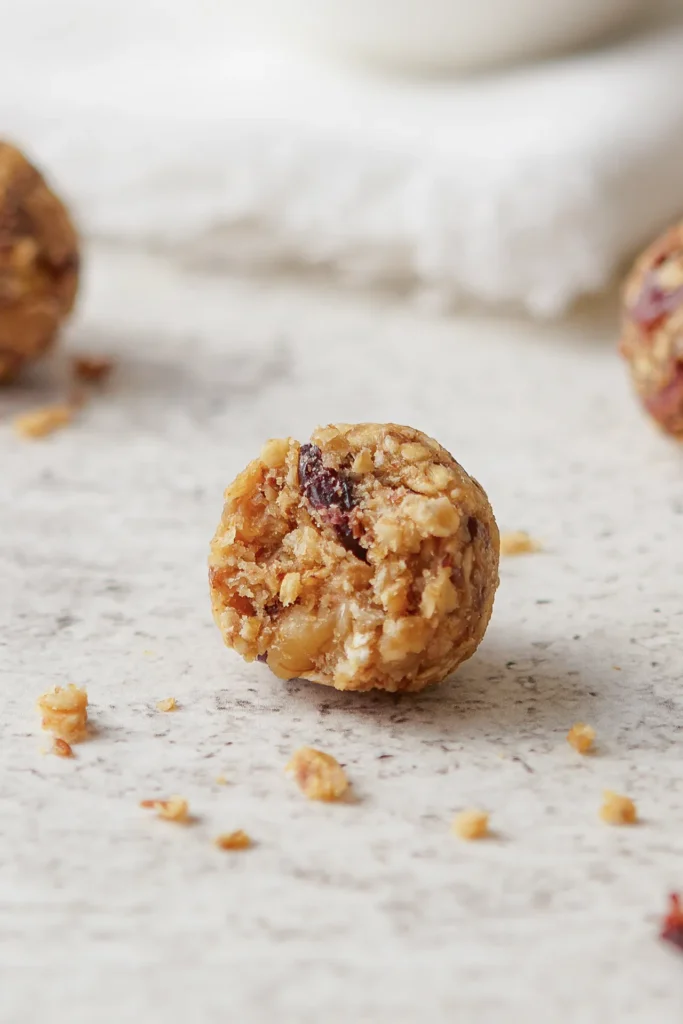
[1,5,683,314]
[1,245,683,1021]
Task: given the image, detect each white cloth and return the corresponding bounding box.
[1,9,683,315]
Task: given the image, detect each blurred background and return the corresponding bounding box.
[1,0,682,316]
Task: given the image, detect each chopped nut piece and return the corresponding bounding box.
[156,697,177,712]
[14,403,74,439]
[500,530,540,556]
[279,571,302,607]
[214,830,251,851]
[260,437,290,469]
[72,354,114,384]
[37,684,88,742]
[567,723,596,754]
[52,737,74,758]
[286,746,349,801]
[452,809,489,840]
[661,893,683,952]
[600,790,637,825]
[140,796,190,823]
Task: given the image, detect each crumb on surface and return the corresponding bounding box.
[14,403,74,439]
[286,746,349,802]
[661,893,683,951]
[600,790,637,825]
[567,722,596,754]
[500,530,540,556]
[214,830,251,851]
[156,697,177,712]
[72,354,114,384]
[452,809,489,840]
[215,775,228,786]
[52,737,74,758]
[37,684,88,742]
[140,796,190,823]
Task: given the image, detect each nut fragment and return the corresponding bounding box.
[567,723,595,754]
[37,684,88,742]
[286,747,349,801]
[452,809,489,840]
[52,737,74,758]
[14,403,74,439]
[500,531,540,556]
[214,830,252,851]
[156,697,177,712]
[140,796,190,823]
[0,142,79,383]
[599,790,637,826]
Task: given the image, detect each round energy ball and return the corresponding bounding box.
[620,220,683,438]
[0,142,79,383]
[209,423,500,692]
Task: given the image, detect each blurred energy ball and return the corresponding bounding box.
[254,0,655,73]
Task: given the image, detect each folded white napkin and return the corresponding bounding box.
[1,12,683,316]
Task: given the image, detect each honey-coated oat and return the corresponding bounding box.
[0,143,79,382]
[600,791,637,826]
[209,424,499,692]
[452,809,489,840]
[620,220,683,437]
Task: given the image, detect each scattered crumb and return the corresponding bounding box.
[140,796,190,823]
[215,775,228,786]
[613,666,622,671]
[72,354,114,384]
[567,722,596,754]
[214,830,251,851]
[661,893,683,952]
[37,684,88,742]
[500,530,540,556]
[600,790,637,825]
[143,650,155,657]
[452,809,490,841]
[52,737,74,758]
[14,403,74,439]
[156,697,177,712]
[286,747,349,802]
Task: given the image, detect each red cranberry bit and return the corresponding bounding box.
[298,443,367,561]
[631,270,683,333]
[661,893,683,952]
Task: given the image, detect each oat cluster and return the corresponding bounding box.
[210,423,499,692]
[37,684,88,743]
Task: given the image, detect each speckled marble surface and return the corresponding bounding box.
[1,246,683,1022]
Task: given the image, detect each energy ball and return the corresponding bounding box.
[0,142,79,383]
[209,423,499,693]
[620,220,683,438]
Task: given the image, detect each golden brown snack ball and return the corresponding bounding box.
[209,423,500,693]
[0,142,79,382]
[620,220,683,438]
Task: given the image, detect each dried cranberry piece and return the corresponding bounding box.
[257,652,268,663]
[661,893,683,952]
[298,443,367,561]
[631,271,683,332]
[467,516,478,540]
[644,360,683,432]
